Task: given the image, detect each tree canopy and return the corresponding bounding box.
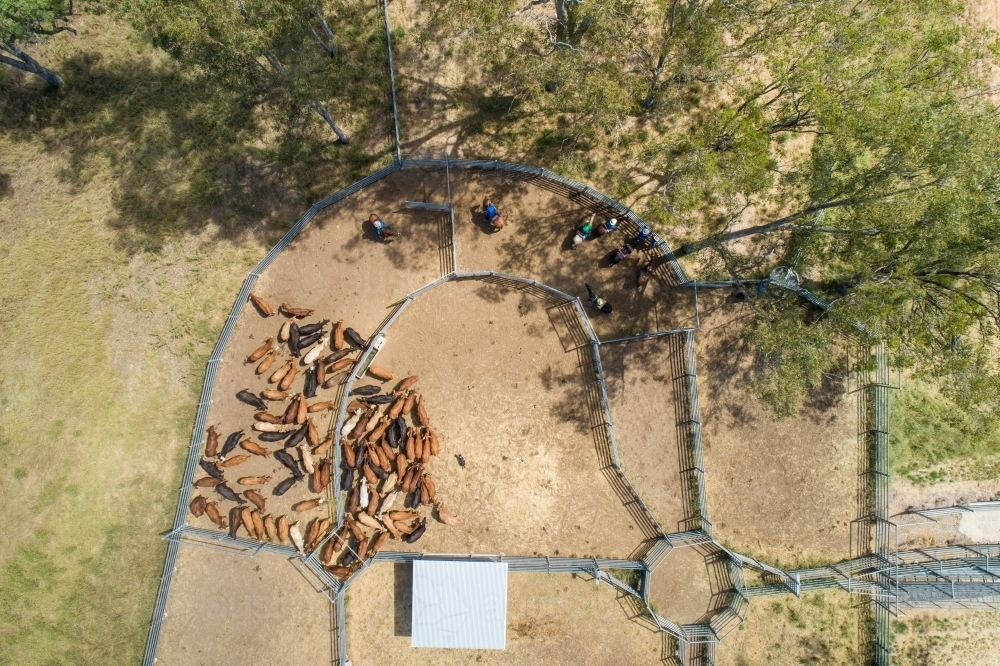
[416,0,1000,415]
[121,0,392,145]
[0,0,76,85]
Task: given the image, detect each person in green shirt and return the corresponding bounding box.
[572,214,596,247]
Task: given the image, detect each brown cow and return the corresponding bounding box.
[189,495,207,518]
[247,335,275,362]
[245,489,267,512]
[218,454,250,468]
[249,293,276,317]
[237,475,272,486]
[240,439,271,457]
[278,364,298,391]
[205,425,219,458]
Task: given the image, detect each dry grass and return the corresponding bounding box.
[892,610,1000,666]
[716,591,860,666]
[0,10,389,664]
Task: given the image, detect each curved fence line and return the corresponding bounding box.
[141,162,403,666]
[398,155,690,285]
[145,156,790,666]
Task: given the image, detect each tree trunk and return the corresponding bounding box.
[677,198,861,256]
[309,7,337,57]
[310,101,350,144]
[0,43,64,88]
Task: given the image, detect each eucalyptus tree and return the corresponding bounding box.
[124,0,387,143]
[422,0,1000,415]
[1,0,76,86]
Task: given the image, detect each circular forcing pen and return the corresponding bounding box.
[148,159,875,666]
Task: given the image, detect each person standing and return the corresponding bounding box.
[585,283,613,314]
[610,243,634,265]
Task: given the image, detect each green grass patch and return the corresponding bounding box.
[890,382,1000,484]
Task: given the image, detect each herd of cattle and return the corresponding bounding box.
[188,292,459,579]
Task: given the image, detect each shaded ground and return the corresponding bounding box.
[603,335,688,533]
[367,280,648,558]
[156,546,333,665]
[695,292,856,568]
[449,169,698,340]
[345,564,665,665]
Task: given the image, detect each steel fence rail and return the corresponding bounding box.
[900,501,1000,521]
[141,163,403,666]
[398,155,690,285]
[370,551,644,571]
[381,0,401,161]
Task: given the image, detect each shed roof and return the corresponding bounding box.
[411,560,508,649]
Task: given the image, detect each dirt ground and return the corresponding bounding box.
[603,334,689,533]
[344,564,665,665]
[187,167,683,548]
[156,546,334,665]
[647,545,717,625]
[695,292,857,568]
[352,279,648,558]
[448,170,698,339]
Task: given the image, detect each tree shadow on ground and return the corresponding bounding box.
[0,39,392,255]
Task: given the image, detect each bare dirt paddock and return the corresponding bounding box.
[345,564,665,666]
[368,279,649,558]
[695,292,857,568]
[155,546,334,666]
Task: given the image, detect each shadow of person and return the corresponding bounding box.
[562,229,581,251]
[468,205,495,235]
[601,249,622,268]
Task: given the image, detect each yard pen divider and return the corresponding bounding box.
[898,500,1000,522]
[381,0,401,162]
[398,154,691,285]
[673,330,710,535]
[142,162,403,666]
[598,327,697,346]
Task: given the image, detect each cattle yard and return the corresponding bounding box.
[146,158,991,666]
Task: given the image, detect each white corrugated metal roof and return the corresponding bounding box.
[411,560,508,649]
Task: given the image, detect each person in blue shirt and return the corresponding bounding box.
[595,217,619,236]
[632,224,652,246]
[482,197,505,231]
[368,213,399,241]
